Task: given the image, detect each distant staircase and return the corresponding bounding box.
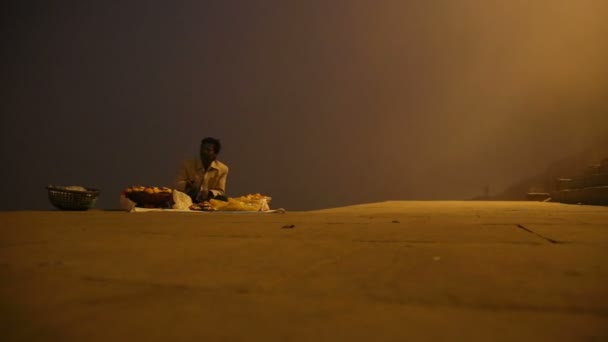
[548,158,608,205]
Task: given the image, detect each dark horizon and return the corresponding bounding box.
[2,1,607,211]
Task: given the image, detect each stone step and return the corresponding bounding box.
[551,186,608,205]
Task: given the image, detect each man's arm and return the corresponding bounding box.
[174,160,189,192]
[209,167,228,198]
[175,160,198,196]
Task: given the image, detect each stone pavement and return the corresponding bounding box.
[1,201,607,341]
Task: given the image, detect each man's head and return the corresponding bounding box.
[200,137,221,164]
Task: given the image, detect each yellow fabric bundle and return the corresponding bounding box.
[209,194,271,211]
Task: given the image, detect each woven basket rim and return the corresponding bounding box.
[46,185,101,195]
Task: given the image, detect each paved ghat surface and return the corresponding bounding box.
[1,201,607,341]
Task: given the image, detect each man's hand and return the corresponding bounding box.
[184,180,199,199]
[185,180,196,191]
[196,190,212,202]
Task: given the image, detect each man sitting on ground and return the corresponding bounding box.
[175,137,229,202]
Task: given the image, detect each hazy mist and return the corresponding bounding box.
[2,0,607,210]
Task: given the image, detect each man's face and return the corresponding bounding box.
[200,143,217,163]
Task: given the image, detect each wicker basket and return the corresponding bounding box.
[125,191,173,208]
[47,185,101,211]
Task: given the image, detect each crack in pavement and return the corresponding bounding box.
[516,224,561,244]
[0,241,47,248]
[367,293,608,317]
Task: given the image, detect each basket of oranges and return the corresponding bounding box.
[124,186,173,208]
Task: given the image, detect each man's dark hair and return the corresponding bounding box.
[201,137,222,154]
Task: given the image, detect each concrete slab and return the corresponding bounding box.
[1,201,607,341]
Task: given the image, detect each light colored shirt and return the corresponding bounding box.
[175,158,229,200]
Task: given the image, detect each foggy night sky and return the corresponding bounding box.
[1,0,607,210]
